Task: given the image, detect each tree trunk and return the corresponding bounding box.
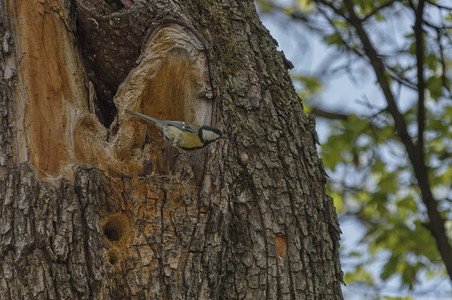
[0,0,343,299]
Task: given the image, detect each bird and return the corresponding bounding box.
[125,109,224,150]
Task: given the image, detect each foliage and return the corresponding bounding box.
[258,0,452,298]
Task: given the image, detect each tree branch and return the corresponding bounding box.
[413,0,426,165]
[336,0,452,281]
[338,0,414,149]
[310,107,349,120]
[412,1,452,281]
[425,0,452,10]
[362,0,398,22]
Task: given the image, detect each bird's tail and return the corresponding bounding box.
[125,109,164,128]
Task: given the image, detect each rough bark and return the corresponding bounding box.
[0,0,343,299]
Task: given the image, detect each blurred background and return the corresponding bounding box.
[256,1,452,299]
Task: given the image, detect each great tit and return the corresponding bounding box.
[125,109,224,150]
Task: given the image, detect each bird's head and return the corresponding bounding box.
[198,125,224,145]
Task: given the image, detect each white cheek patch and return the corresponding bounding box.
[202,130,220,142]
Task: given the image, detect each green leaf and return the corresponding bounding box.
[381,255,400,280]
[292,74,322,98]
[330,191,345,212]
[344,265,374,285]
[296,0,315,12]
[323,33,344,47]
[426,75,444,100]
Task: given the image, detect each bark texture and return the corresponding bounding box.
[0,0,14,172]
[0,0,343,299]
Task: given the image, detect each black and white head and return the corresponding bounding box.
[198,125,224,145]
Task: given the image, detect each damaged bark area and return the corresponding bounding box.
[5,0,214,179]
[1,0,222,298]
[110,23,215,175]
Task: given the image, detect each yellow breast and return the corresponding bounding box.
[164,126,204,149]
[177,131,204,149]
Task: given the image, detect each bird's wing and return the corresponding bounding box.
[125,109,200,133]
[165,121,200,133]
[125,109,166,129]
